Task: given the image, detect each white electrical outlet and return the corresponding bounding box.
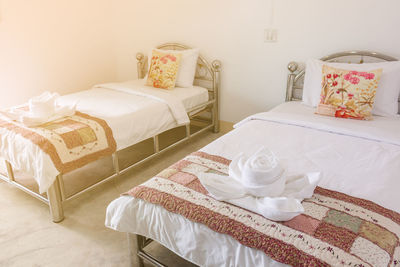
[264,28,278,43]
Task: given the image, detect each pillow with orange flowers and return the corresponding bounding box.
[146,50,182,89]
[316,65,383,120]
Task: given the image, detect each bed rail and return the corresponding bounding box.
[128,234,165,267]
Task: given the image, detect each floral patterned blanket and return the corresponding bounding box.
[0,112,116,174]
[127,152,400,267]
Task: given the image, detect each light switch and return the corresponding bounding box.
[264,28,278,43]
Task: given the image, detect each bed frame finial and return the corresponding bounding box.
[286,62,299,101]
[136,52,144,61]
[212,60,222,72]
[287,61,298,73]
[136,52,145,79]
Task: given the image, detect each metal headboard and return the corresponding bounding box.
[135,43,221,93]
[135,42,222,130]
[285,51,400,113]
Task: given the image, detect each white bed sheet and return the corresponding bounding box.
[60,79,209,150]
[106,101,400,267]
[0,80,208,193]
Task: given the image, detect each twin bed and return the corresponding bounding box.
[0,43,221,222]
[106,51,400,266]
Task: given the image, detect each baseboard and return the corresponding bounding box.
[220,120,234,133]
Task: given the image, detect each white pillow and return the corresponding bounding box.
[147,48,199,88]
[303,59,400,116]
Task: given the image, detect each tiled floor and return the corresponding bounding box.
[0,128,225,267]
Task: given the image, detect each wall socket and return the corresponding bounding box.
[264,28,278,42]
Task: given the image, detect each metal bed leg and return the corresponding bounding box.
[153,135,160,153]
[58,174,66,201]
[47,175,64,223]
[5,160,15,182]
[186,123,191,138]
[128,233,145,267]
[212,105,219,133]
[113,153,120,175]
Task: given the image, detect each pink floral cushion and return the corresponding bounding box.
[316,65,383,120]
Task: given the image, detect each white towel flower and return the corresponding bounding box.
[229,147,286,197]
[197,147,321,221]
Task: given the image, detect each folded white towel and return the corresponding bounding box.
[29,92,58,118]
[197,147,321,221]
[0,92,76,127]
[198,172,321,221]
[229,147,286,197]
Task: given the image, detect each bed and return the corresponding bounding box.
[0,43,221,222]
[105,51,400,267]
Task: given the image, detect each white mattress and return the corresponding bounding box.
[106,101,400,267]
[59,79,209,150]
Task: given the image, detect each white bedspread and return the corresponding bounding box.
[60,80,207,150]
[0,80,208,193]
[94,80,190,125]
[106,101,400,267]
[236,101,400,146]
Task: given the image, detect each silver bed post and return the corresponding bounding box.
[136,53,145,79]
[153,135,160,153]
[47,175,64,223]
[212,60,221,133]
[5,160,15,182]
[112,153,120,175]
[128,233,145,267]
[286,62,298,102]
[58,174,67,201]
[186,123,191,138]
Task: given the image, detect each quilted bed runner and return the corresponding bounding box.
[0,112,116,174]
[127,152,400,267]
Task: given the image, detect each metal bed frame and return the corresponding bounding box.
[0,43,221,223]
[128,50,399,267]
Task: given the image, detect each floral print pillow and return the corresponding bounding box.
[146,50,182,89]
[316,65,383,120]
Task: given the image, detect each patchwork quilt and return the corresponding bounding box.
[0,111,116,174]
[127,152,400,267]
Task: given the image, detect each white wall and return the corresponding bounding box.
[0,0,116,108]
[2,1,400,122]
[111,0,400,122]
